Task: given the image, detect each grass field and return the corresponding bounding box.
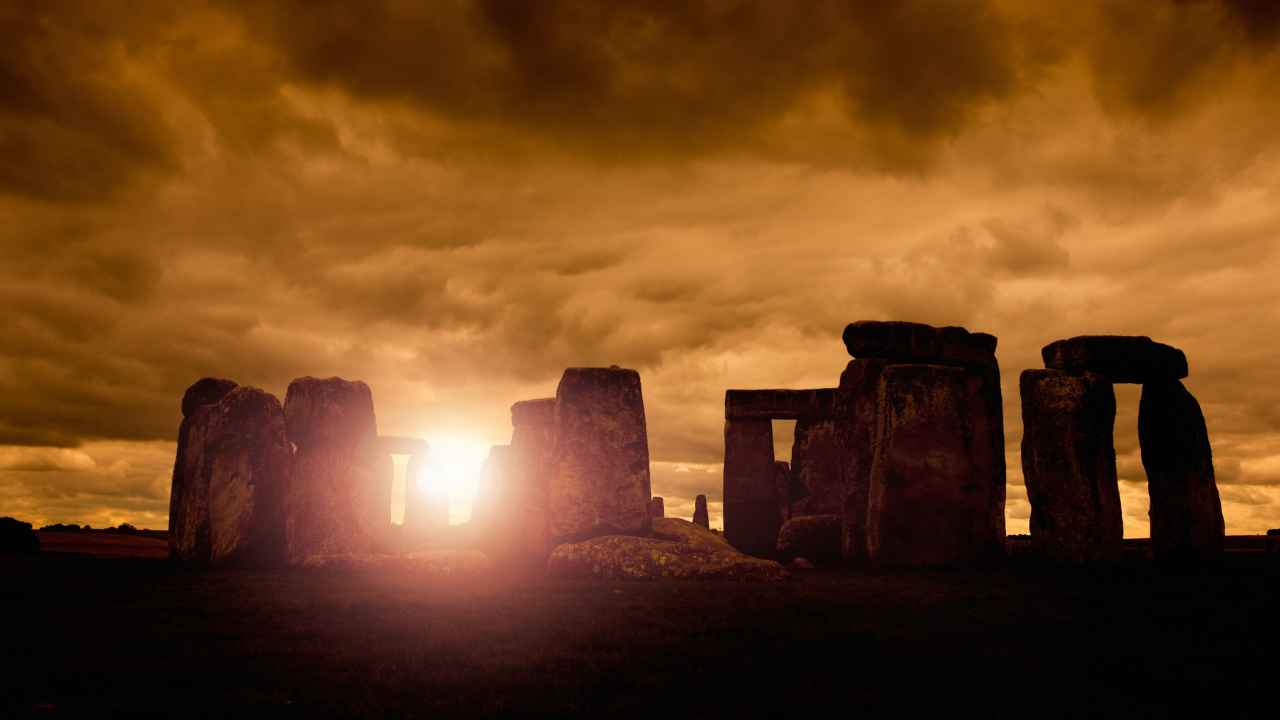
[4,549,1277,718]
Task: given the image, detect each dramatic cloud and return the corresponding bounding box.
[2,1,1279,534]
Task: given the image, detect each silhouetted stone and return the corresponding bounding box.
[470,445,510,532]
[169,377,239,563]
[549,368,652,541]
[403,452,449,542]
[485,398,559,563]
[170,386,291,565]
[834,358,888,561]
[0,517,39,554]
[283,377,389,563]
[841,321,997,369]
[775,461,795,522]
[723,416,778,557]
[693,494,710,528]
[547,518,787,581]
[1042,335,1188,383]
[1020,370,1123,563]
[790,417,842,515]
[650,497,665,518]
[1139,380,1224,562]
[180,377,239,418]
[776,514,842,564]
[866,364,1005,565]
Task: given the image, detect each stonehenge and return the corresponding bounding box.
[650,497,665,518]
[692,494,710,529]
[1021,336,1224,563]
[724,321,1005,566]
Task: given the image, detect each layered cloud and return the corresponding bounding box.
[2,1,1279,534]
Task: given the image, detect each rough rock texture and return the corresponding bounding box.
[403,452,449,541]
[725,388,836,420]
[1139,380,1225,562]
[834,358,888,561]
[649,496,665,518]
[502,398,556,562]
[866,364,1006,565]
[692,494,710,528]
[300,549,492,575]
[790,418,842,516]
[1042,335,1188,383]
[842,321,997,369]
[283,377,389,563]
[169,377,239,562]
[1020,370,1123,563]
[546,518,787,581]
[170,386,291,565]
[723,416,778,557]
[0,517,40,554]
[549,368,652,541]
[776,514,842,564]
[774,461,795,522]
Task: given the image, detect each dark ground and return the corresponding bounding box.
[3,544,1277,718]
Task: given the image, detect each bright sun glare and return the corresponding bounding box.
[419,435,490,524]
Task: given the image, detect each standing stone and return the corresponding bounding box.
[790,417,842,515]
[403,452,448,540]
[865,364,1005,565]
[774,461,795,523]
[283,377,388,563]
[471,445,510,532]
[1020,370,1123,563]
[834,358,887,561]
[170,385,291,565]
[1139,380,1225,562]
[723,417,778,557]
[549,367,652,541]
[506,398,556,561]
[692,494,710,529]
[170,377,239,562]
[649,497,665,518]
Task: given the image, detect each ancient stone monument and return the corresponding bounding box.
[382,436,443,541]
[549,367,652,541]
[283,376,391,562]
[692,494,710,529]
[650,496,665,518]
[1022,336,1224,562]
[169,378,291,565]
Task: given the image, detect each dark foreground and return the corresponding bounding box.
[4,552,1277,718]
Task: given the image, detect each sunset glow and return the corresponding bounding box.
[422,435,490,524]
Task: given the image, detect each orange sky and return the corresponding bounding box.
[3,1,1280,535]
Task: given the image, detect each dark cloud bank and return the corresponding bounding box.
[3,0,1280,532]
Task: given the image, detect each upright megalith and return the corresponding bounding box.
[790,416,842,516]
[839,321,1005,565]
[650,497,665,518]
[1139,380,1224,562]
[170,382,291,565]
[283,377,389,562]
[170,377,239,562]
[865,364,1006,565]
[1020,370,1122,563]
[774,461,795,523]
[549,367,652,541]
[471,445,510,532]
[692,494,710,529]
[505,398,556,560]
[723,415,777,557]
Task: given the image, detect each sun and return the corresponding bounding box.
[419,434,491,524]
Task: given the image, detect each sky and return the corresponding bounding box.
[3,0,1280,535]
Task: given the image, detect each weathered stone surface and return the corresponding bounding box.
[1042,335,1188,383]
[790,417,842,516]
[547,518,788,581]
[283,377,389,563]
[169,378,239,562]
[842,321,997,369]
[470,445,510,532]
[1020,370,1123,563]
[775,461,795,522]
[725,388,836,420]
[834,358,888,561]
[692,494,710,528]
[649,496,665,518]
[549,368,652,541]
[180,377,239,418]
[1139,380,1224,562]
[723,416,778,557]
[776,514,842,564]
[866,364,1005,565]
[170,386,291,565]
[505,398,556,561]
[0,517,40,554]
[300,549,492,575]
[403,452,449,541]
